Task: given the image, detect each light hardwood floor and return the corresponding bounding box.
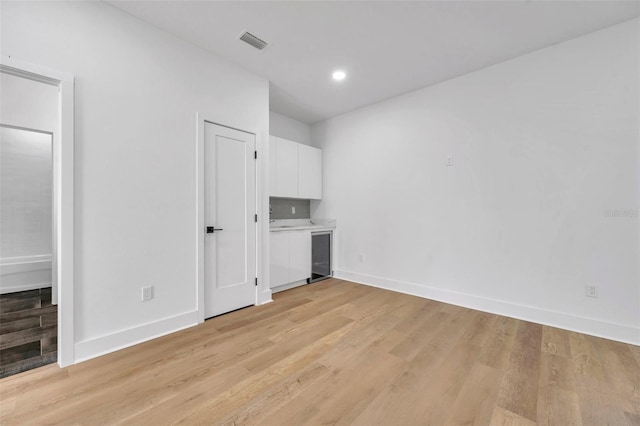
[1,278,639,425]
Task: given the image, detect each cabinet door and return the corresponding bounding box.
[275,137,298,198]
[269,135,278,196]
[289,230,311,283]
[298,144,322,199]
[269,231,290,288]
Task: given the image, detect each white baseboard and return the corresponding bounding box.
[1,255,52,294]
[270,279,309,294]
[335,270,640,346]
[258,288,273,305]
[74,311,199,364]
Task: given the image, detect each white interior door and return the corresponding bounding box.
[204,122,256,318]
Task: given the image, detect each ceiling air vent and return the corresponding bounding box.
[238,31,269,51]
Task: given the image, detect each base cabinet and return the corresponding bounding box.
[270,230,311,288]
[269,232,289,289]
[289,231,311,283]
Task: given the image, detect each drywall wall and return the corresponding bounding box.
[0,128,52,258]
[270,111,311,145]
[0,74,57,296]
[2,1,270,361]
[0,72,58,132]
[0,73,57,260]
[312,19,640,344]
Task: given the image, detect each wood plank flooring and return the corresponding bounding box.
[1,278,638,425]
[0,288,57,378]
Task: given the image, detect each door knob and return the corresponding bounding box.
[206,226,224,233]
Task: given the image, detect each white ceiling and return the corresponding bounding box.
[108,1,639,124]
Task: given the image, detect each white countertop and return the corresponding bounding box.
[269,218,336,232]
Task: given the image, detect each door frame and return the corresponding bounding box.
[195,114,264,323]
[1,56,75,367]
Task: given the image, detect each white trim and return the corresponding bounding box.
[255,124,272,306]
[335,269,640,346]
[0,255,52,294]
[259,296,273,305]
[1,56,74,85]
[195,114,269,321]
[271,279,309,294]
[0,254,52,265]
[196,115,205,323]
[1,56,75,367]
[0,282,51,294]
[58,74,74,367]
[74,311,198,363]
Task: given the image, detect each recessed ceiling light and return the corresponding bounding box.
[332,70,346,81]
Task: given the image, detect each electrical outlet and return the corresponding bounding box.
[142,286,154,301]
[446,156,454,167]
[585,285,598,298]
[291,206,296,215]
[358,254,364,263]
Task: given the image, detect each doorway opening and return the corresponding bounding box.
[0,125,56,377]
[0,58,75,374]
[202,122,257,319]
[196,117,260,322]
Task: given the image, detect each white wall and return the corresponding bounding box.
[0,128,52,258]
[0,73,57,260]
[0,73,57,295]
[270,111,311,145]
[1,72,58,132]
[312,19,640,344]
[2,1,270,361]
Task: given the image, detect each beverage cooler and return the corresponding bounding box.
[310,231,332,282]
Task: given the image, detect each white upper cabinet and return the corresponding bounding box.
[298,143,322,200]
[269,135,322,199]
[275,137,298,198]
[269,135,278,197]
